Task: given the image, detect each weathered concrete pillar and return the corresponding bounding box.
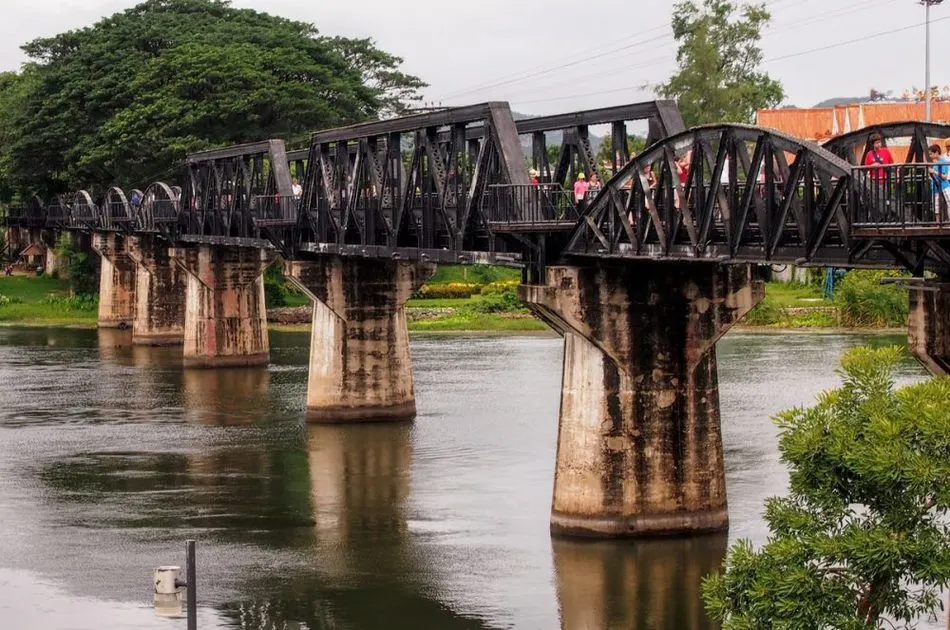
[521,262,763,538]
[173,246,273,368]
[286,256,434,423]
[128,235,185,346]
[908,281,950,376]
[92,233,136,329]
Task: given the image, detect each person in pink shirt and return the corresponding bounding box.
[573,173,590,209]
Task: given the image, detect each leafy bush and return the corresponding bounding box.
[835,270,908,328]
[413,282,480,300]
[468,288,523,313]
[264,264,292,307]
[743,297,785,326]
[479,280,520,295]
[43,294,98,311]
[0,293,23,306]
[54,233,98,295]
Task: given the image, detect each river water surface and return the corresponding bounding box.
[0,328,941,629]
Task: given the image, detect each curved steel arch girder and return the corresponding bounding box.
[141,182,181,233]
[71,190,98,230]
[565,123,862,265]
[100,187,134,231]
[824,121,950,165]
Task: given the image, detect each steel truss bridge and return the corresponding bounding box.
[6,101,950,277]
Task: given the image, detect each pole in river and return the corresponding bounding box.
[153,539,197,630]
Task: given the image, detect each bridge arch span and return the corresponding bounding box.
[141,182,180,233]
[71,191,98,230]
[100,187,133,232]
[566,123,863,264]
[824,121,950,165]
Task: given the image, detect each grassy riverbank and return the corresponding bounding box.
[0,276,98,327]
[0,267,911,334]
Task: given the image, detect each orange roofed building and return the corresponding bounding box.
[756,101,950,143]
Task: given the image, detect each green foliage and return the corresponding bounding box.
[468,287,523,314]
[53,233,98,295]
[413,282,480,300]
[0,294,23,306]
[658,0,784,126]
[2,0,424,196]
[743,296,784,325]
[427,264,520,285]
[43,294,98,312]
[595,134,648,168]
[835,270,909,328]
[263,264,293,307]
[479,280,520,295]
[704,346,950,629]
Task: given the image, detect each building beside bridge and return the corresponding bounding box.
[757,101,950,154]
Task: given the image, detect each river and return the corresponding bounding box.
[0,327,940,629]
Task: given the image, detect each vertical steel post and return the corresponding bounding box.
[186,539,197,630]
[926,1,932,122]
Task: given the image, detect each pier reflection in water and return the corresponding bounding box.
[0,328,943,629]
[554,536,726,630]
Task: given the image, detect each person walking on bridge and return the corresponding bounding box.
[573,173,589,210]
[928,144,950,220]
[862,133,895,219]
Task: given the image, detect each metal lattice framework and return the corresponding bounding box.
[519,101,686,188]
[295,102,529,262]
[180,139,293,244]
[824,121,950,164]
[7,104,950,275]
[565,124,901,266]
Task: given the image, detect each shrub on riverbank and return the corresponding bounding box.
[835,270,908,328]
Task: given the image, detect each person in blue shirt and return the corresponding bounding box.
[929,144,950,221]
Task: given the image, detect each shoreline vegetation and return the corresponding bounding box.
[0,266,912,335]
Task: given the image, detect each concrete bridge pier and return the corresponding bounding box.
[286,256,435,423]
[521,262,763,538]
[128,235,185,346]
[173,246,273,368]
[92,233,136,329]
[908,280,950,375]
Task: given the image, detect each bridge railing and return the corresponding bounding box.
[251,195,297,227]
[851,163,950,229]
[483,183,577,227]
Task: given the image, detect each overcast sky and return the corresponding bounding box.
[1,0,946,117]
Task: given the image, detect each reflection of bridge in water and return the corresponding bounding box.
[37,333,730,629]
[9,103,950,541]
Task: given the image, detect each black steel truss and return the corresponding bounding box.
[180,139,294,241]
[824,121,950,164]
[7,105,950,275]
[294,102,530,256]
[563,124,950,274]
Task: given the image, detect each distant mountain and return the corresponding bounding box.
[813,96,873,108]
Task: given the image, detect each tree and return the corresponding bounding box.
[5,0,425,197]
[704,346,950,629]
[657,0,784,126]
[595,134,647,170]
[0,67,40,202]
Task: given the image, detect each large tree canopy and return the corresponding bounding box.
[2,0,425,198]
[658,0,784,126]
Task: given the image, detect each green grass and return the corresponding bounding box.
[763,281,827,307]
[0,275,98,326]
[408,311,547,332]
[427,264,521,285]
[408,296,480,309]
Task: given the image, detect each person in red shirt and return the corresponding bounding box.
[862,133,894,182]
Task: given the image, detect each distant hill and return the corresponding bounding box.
[813,96,873,108]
